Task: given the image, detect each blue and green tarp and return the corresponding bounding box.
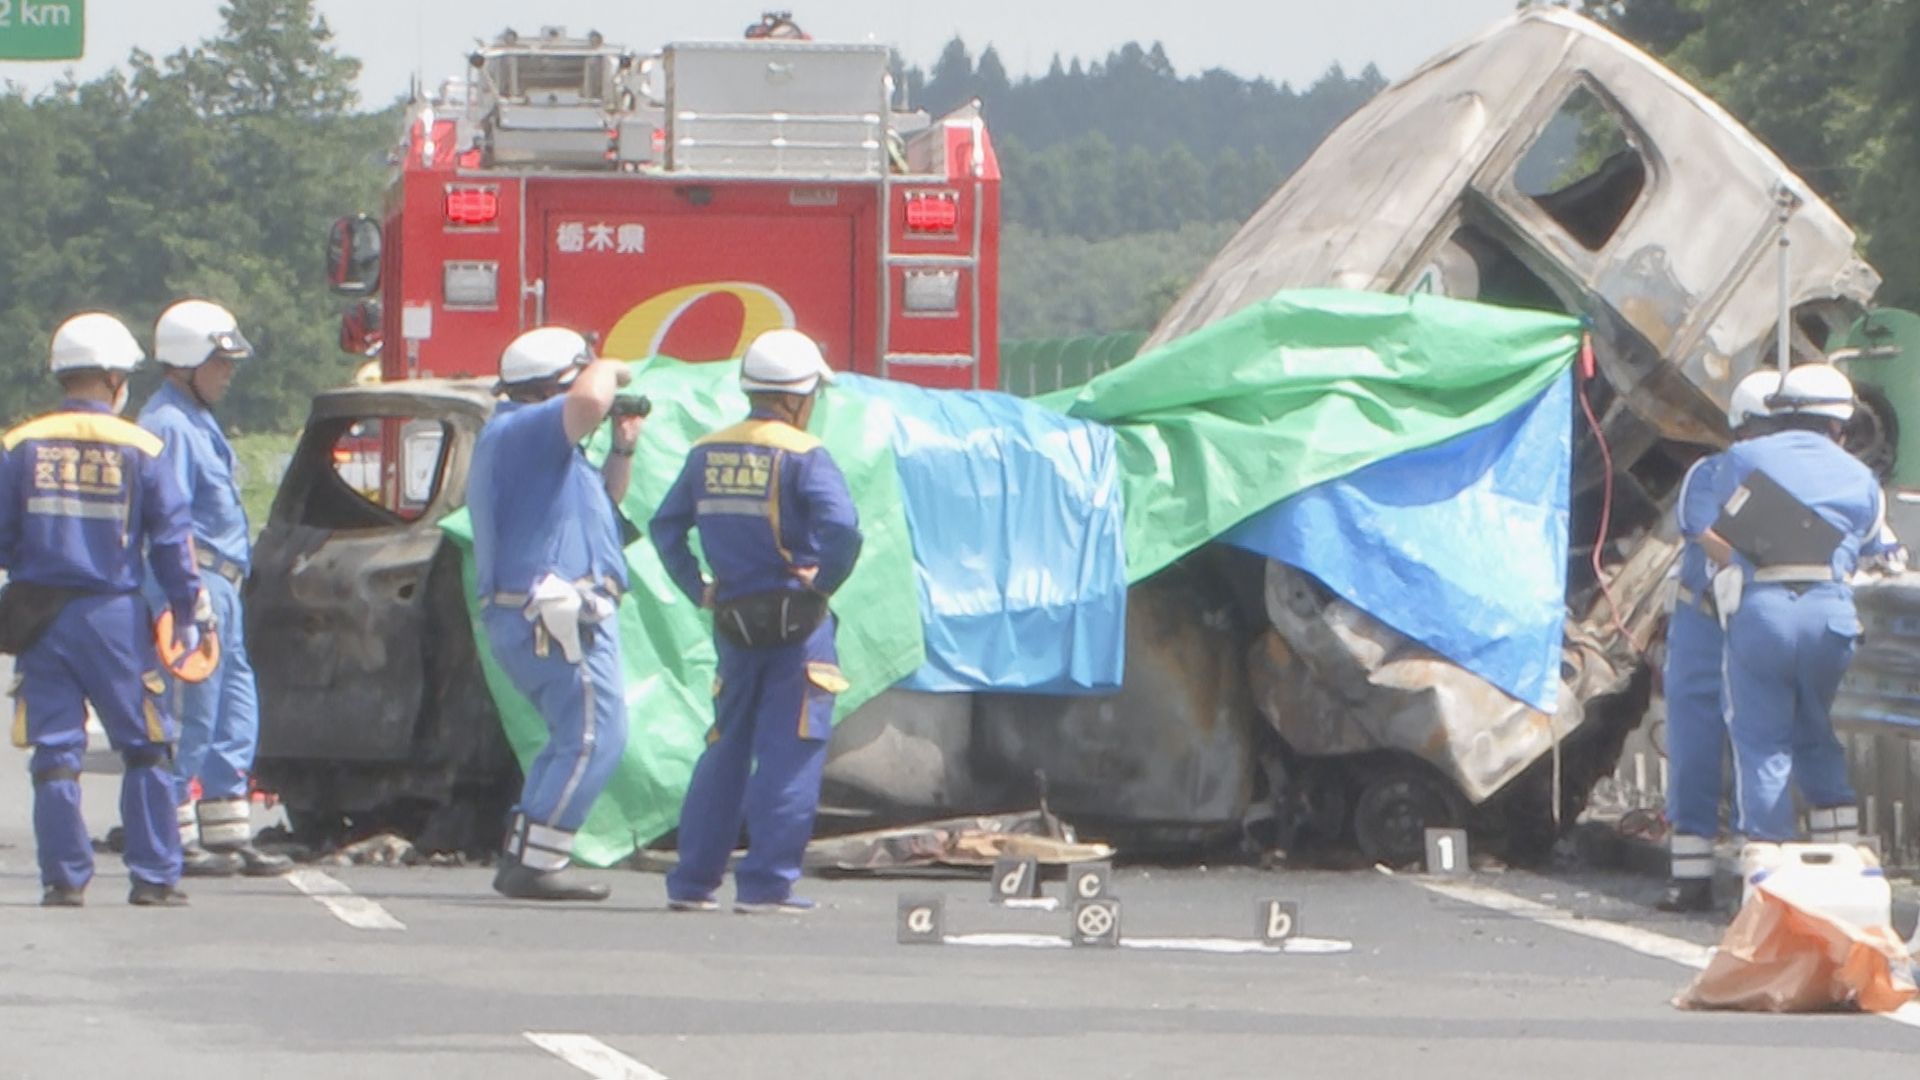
[443,289,1581,865]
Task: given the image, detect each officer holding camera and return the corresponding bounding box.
[468,326,646,901]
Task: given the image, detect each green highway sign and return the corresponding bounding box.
[0,0,83,61]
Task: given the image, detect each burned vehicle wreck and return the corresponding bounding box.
[249,382,517,845]
[253,8,1885,865]
[1136,6,1881,862]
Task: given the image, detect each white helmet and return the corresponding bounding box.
[154,300,254,369]
[1727,369,1782,429]
[740,329,834,395]
[50,313,146,374]
[1773,362,1856,422]
[497,326,592,390]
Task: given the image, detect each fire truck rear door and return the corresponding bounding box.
[534,208,857,366]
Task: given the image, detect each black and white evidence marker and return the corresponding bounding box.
[1258,900,1299,945]
[1424,827,1470,876]
[1071,898,1122,948]
[898,895,945,945]
[1067,860,1110,901]
[990,856,1041,902]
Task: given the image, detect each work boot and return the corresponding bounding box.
[1656,878,1714,913]
[492,858,610,902]
[40,884,85,908]
[128,881,190,907]
[229,843,294,878]
[181,843,244,878]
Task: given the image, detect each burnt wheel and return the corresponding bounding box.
[1352,765,1467,867]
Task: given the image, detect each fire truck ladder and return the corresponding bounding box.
[879,116,987,390]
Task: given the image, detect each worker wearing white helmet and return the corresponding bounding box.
[468,326,647,901]
[1698,362,1882,848]
[2,312,206,907]
[135,300,291,880]
[1656,368,1781,911]
[651,329,863,913]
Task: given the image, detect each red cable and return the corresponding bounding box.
[1575,333,1644,657]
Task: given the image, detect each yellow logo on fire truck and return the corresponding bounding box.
[602,281,796,361]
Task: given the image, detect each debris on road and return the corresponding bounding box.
[804,811,1115,874]
[315,833,421,868]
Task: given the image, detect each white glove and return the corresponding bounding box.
[1712,565,1744,630]
[192,588,218,635]
[522,574,617,664]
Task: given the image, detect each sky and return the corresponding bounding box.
[0,0,1528,105]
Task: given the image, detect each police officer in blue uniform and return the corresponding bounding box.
[139,299,292,878]
[1658,370,1780,912]
[470,327,644,901]
[1702,363,1880,846]
[1,313,208,907]
[653,329,863,914]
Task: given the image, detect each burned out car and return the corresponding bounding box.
[826,8,1890,863]
[250,377,1260,852]
[258,7,1893,864]
[248,381,517,845]
[1133,6,1882,862]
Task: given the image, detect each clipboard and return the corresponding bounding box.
[1711,468,1843,568]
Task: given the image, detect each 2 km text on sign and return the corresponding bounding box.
[0,0,81,60]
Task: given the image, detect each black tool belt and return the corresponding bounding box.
[713,589,829,650]
[0,581,95,655]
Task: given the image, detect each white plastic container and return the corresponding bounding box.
[1740,842,1893,931]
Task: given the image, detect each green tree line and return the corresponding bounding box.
[0,0,389,432]
[895,40,1386,340]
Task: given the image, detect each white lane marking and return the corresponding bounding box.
[286,868,406,931]
[941,932,1353,955]
[1417,879,1920,1030]
[526,1033,669,1079]
[1417,879,1710,968]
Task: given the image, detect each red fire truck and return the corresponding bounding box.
[255,19,1001,844]
[326,21,1001,397]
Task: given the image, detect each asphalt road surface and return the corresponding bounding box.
[3,756,1918,1080]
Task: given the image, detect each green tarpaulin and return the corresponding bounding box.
[1041,289,1581,579]
[445,290,1580,865]
[440,359,923,866]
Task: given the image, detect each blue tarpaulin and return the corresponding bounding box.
[840,374,1127,694]
[1222,372,1574,711]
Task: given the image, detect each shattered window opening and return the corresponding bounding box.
[1513,86,1648,252]
[289,416,452,530]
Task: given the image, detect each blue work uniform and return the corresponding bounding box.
[1707,430,1881,842]
[0,401,202,891]
[469,396,630,863]
[138,380,259,810]
[652,411,862,906]
[1664,453,1732,879]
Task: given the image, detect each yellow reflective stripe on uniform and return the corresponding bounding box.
[799,662,846,736]
[805,662,850,694]
[694,419,821,454]
[140,691,164,745]
[768,450,793,565]
[2,412,163,457]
